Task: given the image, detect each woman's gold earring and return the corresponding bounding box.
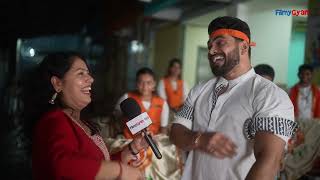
[49,92,58,104]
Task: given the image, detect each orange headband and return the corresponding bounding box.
[210,28,256,46]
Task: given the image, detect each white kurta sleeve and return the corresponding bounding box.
[246,83,298,144]
[173,82,204,130]
[160,101,169,127]
[157,79,167,100]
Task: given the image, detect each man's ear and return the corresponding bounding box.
[51,76,62,92]
[240,41,249,55]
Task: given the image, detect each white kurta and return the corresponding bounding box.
[297,86,313,119]
[173,68,297,180]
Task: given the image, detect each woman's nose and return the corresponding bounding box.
[87,74,94,83]
[142,83,148,89]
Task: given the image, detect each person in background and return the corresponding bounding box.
[25,52,148,180]
[114,67,169,136]
[114,67,169,170]
[289,64,320,119]
[254,64,275,82]
[170,16,297,180]
[157,58,189,112]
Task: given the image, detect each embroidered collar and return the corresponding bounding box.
[215,68,255,90]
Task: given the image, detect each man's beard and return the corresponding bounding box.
[209,47,240,77]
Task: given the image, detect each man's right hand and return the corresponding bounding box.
[197,132,237,159]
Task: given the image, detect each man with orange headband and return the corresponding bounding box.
[170,16,297,180]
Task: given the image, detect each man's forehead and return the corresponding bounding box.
[208,34,234,42]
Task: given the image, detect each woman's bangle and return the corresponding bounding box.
[128,142,139,155]
[117,161,122,180]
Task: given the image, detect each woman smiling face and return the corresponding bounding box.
[51,57,94,111]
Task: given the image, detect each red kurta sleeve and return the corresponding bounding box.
[32,110,103,180]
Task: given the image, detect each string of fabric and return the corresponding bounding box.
[207,78,229,127]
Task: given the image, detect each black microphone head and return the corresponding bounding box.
[120,98,141,120]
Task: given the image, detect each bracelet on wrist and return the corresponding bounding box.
[128,142,139,155]
[193,132,202,149]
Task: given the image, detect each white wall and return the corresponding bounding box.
[247,3,292,85]
[153,23,183,79]
[182,25,208,86]
[245,0,307,86]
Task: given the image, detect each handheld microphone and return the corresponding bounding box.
[120,98,162,159]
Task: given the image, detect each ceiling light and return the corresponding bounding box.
[139,0,152,2]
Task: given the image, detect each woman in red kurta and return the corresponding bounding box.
[26,52,147,180]
[33,109,108,180]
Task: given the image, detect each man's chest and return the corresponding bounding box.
[193,87,254,133]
